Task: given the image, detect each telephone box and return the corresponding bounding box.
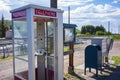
[10,4,64,80]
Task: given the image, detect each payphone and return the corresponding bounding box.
[11,4,64,80]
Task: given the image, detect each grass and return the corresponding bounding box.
[64,44,81,52]
[64,73,80,80]
[109,35,120,40]
[111,56,120,65]
[64,47,69,51]
[0,56,13,61]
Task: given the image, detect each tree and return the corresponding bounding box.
[81,26,86,34]
[95,25,106,33]
[85,25,95,34]
[0,15,6,38]
[81,24,107,35]
[0,15,12,38]
[81,25,95,35]
[76,29,81,35]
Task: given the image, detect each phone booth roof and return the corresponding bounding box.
[10,4,63,19]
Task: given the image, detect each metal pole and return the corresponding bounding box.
[68,6,70,24]
[108,21,110,32]
[68,6,74,74]
[50,0,57,8]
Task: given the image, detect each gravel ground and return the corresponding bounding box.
[0,40,120,80]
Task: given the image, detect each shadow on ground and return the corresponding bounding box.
[65,64,120,80]
[90,65,120,80]
[64,72,86,80]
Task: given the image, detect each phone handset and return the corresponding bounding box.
[35,49,47,56]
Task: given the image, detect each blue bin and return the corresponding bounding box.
[84,45,102,76]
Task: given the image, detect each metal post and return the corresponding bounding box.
[68,43,74,74]
[108,21,110,33]
[27,8,35,80]
[68,6,74,74]
[50,0,57,8]
[68,6,70,24]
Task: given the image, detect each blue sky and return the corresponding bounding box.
[0,0,120,33]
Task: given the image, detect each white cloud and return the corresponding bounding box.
[0,0,50,19]
[58,0,93,8]
[0,0,11,11]
[62,3,120,31]
[79,4,118,19]
[5,0,50,9]
[0,0,11,19]
[112,0,120,4]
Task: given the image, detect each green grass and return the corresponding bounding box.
[111,56,120,65]
[64,47,69,51]
[109,35,120,40]
[0,56,13,61]
[64,45,81,51]
[64,73,80,80]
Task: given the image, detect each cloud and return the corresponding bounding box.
[0,0,11,19]
[0,0,11,11]
[62,3,120,31]
[112,0,120,4]
[79,4,118,19]
[0,0,50,19]
[4,0,50,9]
[58,0,93,8]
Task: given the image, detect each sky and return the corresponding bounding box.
[0,0,120,33]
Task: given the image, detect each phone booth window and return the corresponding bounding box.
[13,18,28,79]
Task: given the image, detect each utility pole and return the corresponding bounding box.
[68,6,70,24]
[108,21,110,33]
[68,6,74,74]
[50,0,57,8]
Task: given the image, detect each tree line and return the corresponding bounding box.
[77,25,111,36]
[0,15,12,38]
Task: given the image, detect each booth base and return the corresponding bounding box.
[14,68,54,80]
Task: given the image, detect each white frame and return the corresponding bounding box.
[12,19,29,80]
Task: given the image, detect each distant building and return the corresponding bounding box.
[5,30,12,39]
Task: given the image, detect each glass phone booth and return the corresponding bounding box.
[10,4,64,80]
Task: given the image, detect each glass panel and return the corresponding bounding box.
[13,18,28,80]
[64,28,75,43]
[15,58,28,80]
[13,20,27,38]
[14,39,28,60]
[13,19,28,60]
[47,21,54,56]
[46,20,55,80]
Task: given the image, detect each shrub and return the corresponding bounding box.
[95,31,104,35]
[85,32,91,36]
[109,35,120,40]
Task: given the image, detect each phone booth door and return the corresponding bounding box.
[34,17,56,80]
